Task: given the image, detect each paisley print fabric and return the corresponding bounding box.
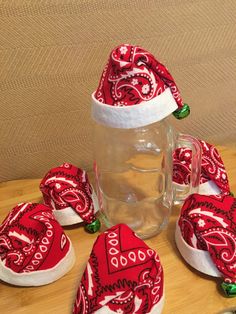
[95,44,184,110]
[178,193,236,284]
[173,140,230,195]
[40,163,96,224]
[73,224,164,314]
[0,203,73,284]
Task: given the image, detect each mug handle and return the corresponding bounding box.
[174,133,202,204]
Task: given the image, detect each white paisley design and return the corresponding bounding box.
[119,46,128,55]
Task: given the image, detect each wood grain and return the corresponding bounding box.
[0,146,236,313]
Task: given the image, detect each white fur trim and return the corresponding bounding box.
[0,240,75,286]
[149,294,165,314]
[175,222,221,277]
[173,180,221,197]
[53,189,99,226]
[91,88,178,128]
[95,294,164,313]
[198,180,221,195]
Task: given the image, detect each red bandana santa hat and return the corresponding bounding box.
[92,44,189,128]
[0,203,75,286]
[40,163,100,233]
[73,224,164,314]
[173,140,232,195]
[175,193,236,297]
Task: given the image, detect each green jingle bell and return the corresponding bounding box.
[173,103,190,119]
[85,218,101,233]
[221,282,236,298]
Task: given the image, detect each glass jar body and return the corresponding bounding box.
[94,120,175,239]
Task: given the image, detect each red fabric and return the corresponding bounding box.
[95,44,184,110]
[179,194,236,283]
[173,140,230,194]
[40,163,96,224]
[73,224,164,314]
[0,203,70,273]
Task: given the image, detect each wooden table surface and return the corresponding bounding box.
[0,146,236,314]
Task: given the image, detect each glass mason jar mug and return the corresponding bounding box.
[94,119,202,239]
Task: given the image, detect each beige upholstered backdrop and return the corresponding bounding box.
[0,0,236,182]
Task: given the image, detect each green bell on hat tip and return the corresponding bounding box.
[173,103,190,119]
[85,218,101,233]
[221,282,236,298]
